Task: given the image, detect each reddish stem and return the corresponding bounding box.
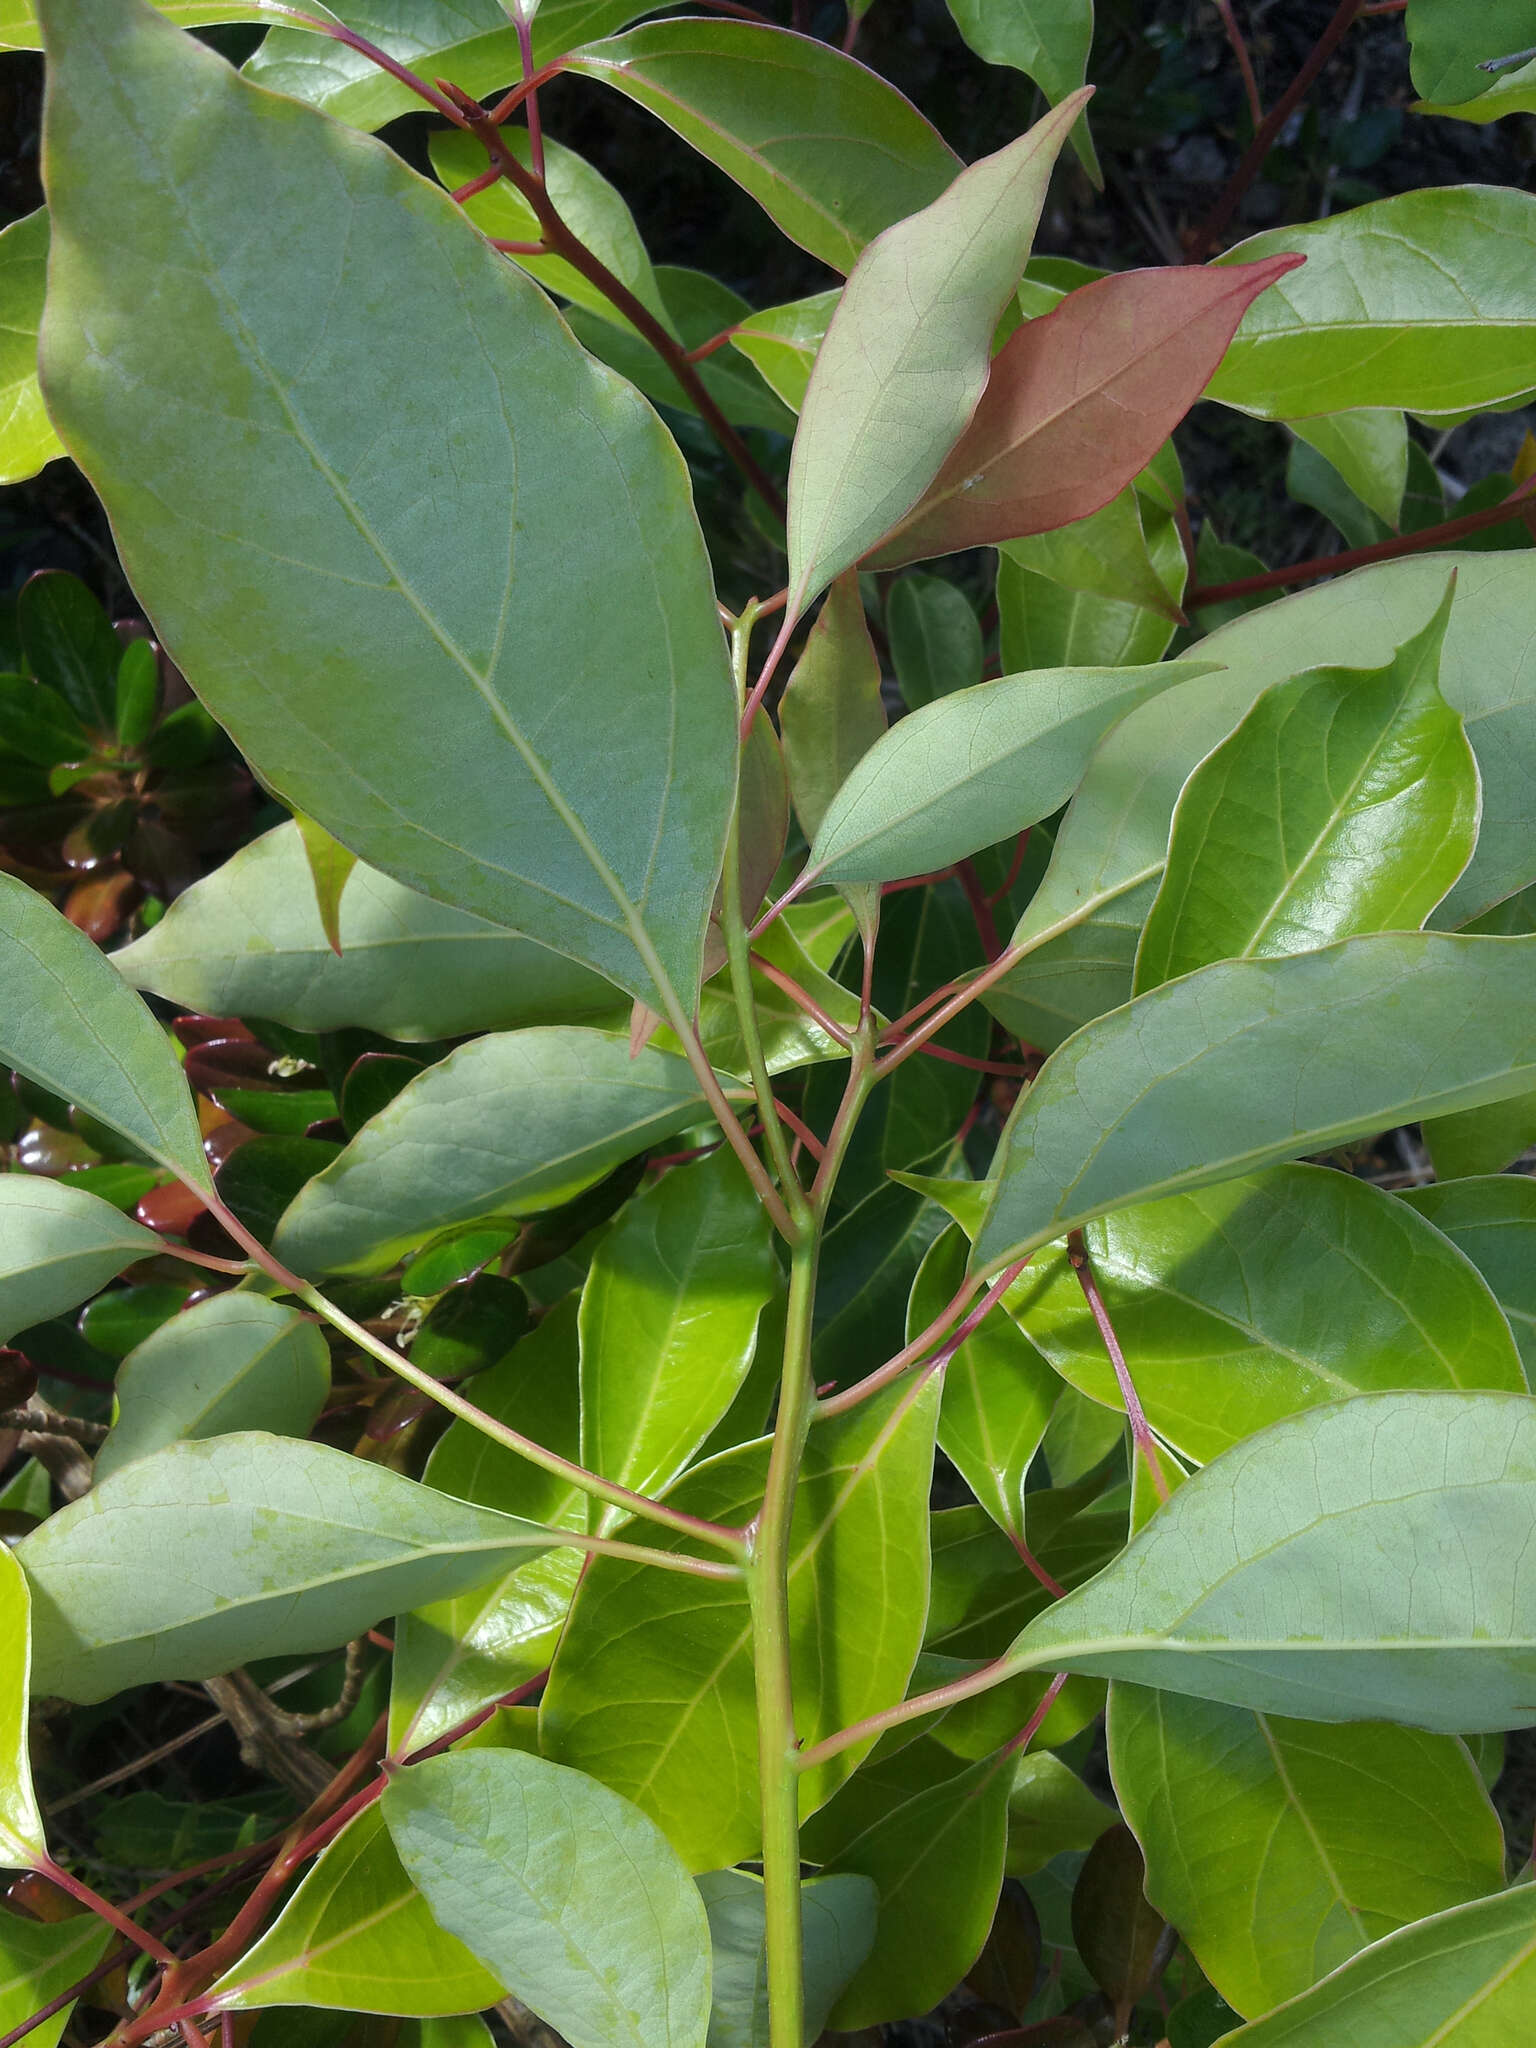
[684,325,741,363]
[741,610,799,737]
[1067,1230,1170,1503]
[1001,1671,1071,1756]
[987,829,1031,908]
[1009,1531,1067,1600]
[957,858,1002,962]
[1216,0,1265,126]
[818,1256,1032,1417]
[882,866,960,898]
[900,1041,1035,1079]
[37,1859,175,1966]
[270,10,469,125]
[1185,0,1364,260]
[487,59,570,125]
[513,12,545,182]
[770,1099,827,1163]
[749,949,852,1046]
[1187,476,1536,606]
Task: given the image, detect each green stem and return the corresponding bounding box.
[201,1195,748,1560]
[748,1237,819,2048]
[725,607,810,1236]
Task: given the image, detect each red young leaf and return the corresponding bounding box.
[867,254,1305,567]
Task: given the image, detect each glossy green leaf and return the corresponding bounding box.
[580,1148,776,1523]
[887,574,984,708]
[271,1029,705,1278]
[812,661,1208,886]
[1401,1175,1536,1376]
[786,96,1084,612]
[812,1180,948,1381]
[0,1548,44,1872]
[1110,1682,1505,2018]
[911,1225,1058,1543]
[115,824,619,1044]
[996,502,1184,675]
[543,1379,938,1868]
[383,1748,711,2048]
[0,1177,159,1348]
[391,1299,586,1751]
[113,637,160,750]
[1288,412,1408,530]
[0,872,210,1190]
[0,674,92,768]
[695,1869,878,2048]
[1006,1390,1536,1731]
[675,914,863,1083]
[1207,187,1536,419]
[1210,1883,1536,2046]
[0,209,62,485]
[429,125,668,333]
[212,1803,504,2015]
[39,0,736,1014]
[243,0,645,132]
[0,1910,113,2048]
[19,1433,561,1703]
[1005,1750,1116,1876]
[94,1293,331,1481]
[1136,590,1476,988]
[1406,0,1535,105]
[728,290,839,413]
[562,21,960,275]
[2,0,338,44]
[1197,551,1536,926]
[1008,1165,1525,1465]
[1415,52,1536,122]
[779,572,886,845]
[977,934,1536,1270]
[946,0,1097,177]
[16,570,117,730]
[826,1752,1013,2030]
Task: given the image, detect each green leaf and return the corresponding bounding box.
[1136,588,1476,989]
[566,268,796,437]
[728,290,840,414]
[294,813,359,960]
[391,1299,586,1751]
[113,637,160,751]
[996,510,1183,675]
[1422,1092,1536,1179]
[580,1148,776,1525]
[812,1180,948,1379]
[18,1433,561,1703]
[999,488,1184,625]
[1407,0,1536,105]
[1401,1175,1536,1377]
[1109,1683,1506,2019]
[0,1548,44,1872]
[946,0,1098,178]
[94,1293,331,1482]
[1415,51,1536,122]
[1007,1164,1525,1465]
[115,823,620,1044]
[1005,1389,1536,1732]
[212,1803,504,2015]
[1005,1750,1116,1876]
[562,21,960,275]
[0,674,92,768]
[243,0,646,132]
[542,1380,938,1869]
[675,913,864,1083]
[16,570,118,731]
[976,934,1536,1271]
[1207,187,1536,419]
[2,0,338,45]
[779,572,886,846]
[383,1748,712,2048]
[911,1225,1058,1544]
[0,209,63,485]
[1209,1883,1536,2046]
[786,100,1084,613]
[0,1910,113,2048]
[39,0,736,1015]
[429,124,669,334]
[1,881,208,1194]
[695,1870,876,2048]
[887,574,984,708]
[825,1752,1013,2031]
[1195,552,1536,926]
[271,1029,705,1278]
[1287,412,1408,530]
[810,659,1208,885]
[0,1176,160,1347]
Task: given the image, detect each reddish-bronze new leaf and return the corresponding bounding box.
[867,254,1305,567]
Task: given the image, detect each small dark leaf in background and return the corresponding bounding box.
[1070,1823,1173,2005]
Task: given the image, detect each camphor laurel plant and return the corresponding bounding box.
[4,0,1536,2044]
